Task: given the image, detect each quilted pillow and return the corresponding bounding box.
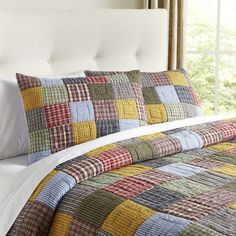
[16,71,147,164]
[85,69,201,124]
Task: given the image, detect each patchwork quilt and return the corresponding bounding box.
[8,119,236,236]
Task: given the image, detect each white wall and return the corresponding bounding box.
[0,0,144,10]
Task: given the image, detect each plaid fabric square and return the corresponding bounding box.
[134,169,179,185]
[85,76,108,83]
[66,83,91,102]
[70,101,95,122]
[133,187,185,211]
[16,73,41,91]
[151,136,182,157]
[107,73,130,83]
[175,85,194,104]
[93,100,117,120]
[43,85,69,105]
[143,72,172,86]
[17,201,54,235]
[68,218,98,236]
[210,121,236,141]
[45,103,71,128]
[76,189,124,227]
[105,176,153,198]
[96,146,133,172]
[112,82,133,99]
[123,141,156,163]
[49,124,74,153]
[164,104,185,121]
[96,120,119,137]
[29,129,50,154]
[63,158,104,183]
[25,108,47,132]
[193,127,223,146]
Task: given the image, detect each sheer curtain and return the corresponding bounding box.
[144,0,186,70]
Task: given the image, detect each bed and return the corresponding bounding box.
[0,7,235,236]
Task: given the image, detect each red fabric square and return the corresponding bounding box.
[96,147,133,172]
[45,103,71,128]
[105,176,153,199]
[93,100,117,120]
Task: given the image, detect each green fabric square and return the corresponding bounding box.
[76,189,124,227]
[143,87,161,104]
[81,173,123,188]
[126,70,141,83]
[26,108,47,132]
[29,129,50,153]
[123,141,156,163]
[88,83,113,100]
[162,179,212,197]
[43,85,69,105]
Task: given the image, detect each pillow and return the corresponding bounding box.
[85,69,202,124]
[0,71,86,160]
[16,70,147,164]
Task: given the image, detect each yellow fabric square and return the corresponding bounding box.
[30,170,58,201]
[49,213,72,236]
[139,132,165,140]
[21,87,44,111]
[207,143,236,152]
[145,104,167,124]
[229,203,236,210]
[73,122,96,144]
[213,164,236,177]
[102,200,156,236]
[115,99,139,119]
[86,144,117,157]
[166,71,189,86]
[111,165,152,177]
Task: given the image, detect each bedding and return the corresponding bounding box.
[0,71,85,160]
[85,68,201,124]
[5,115,236,236]
[16,71,147,164]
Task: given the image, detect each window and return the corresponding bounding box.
[186,0,236,115]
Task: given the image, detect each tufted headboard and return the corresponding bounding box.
[0,9,168,77]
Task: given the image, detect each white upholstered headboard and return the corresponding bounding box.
[0,9,168,76]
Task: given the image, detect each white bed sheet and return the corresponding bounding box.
[0,114,235,235]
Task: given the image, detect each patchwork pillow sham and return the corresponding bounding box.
[16,70,147,164]
[85,68,202,124]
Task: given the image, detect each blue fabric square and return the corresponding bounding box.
[70,101,95,122]
[37,171,76,209]
[119,119,140,131]
[157,163,206,177]
[41,79,65,86]
[135,213,191,236]
[170,130,204,151]
[155,85,180,104]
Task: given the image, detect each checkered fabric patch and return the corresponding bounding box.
[16,71,147,163]
[85,68,202,124]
